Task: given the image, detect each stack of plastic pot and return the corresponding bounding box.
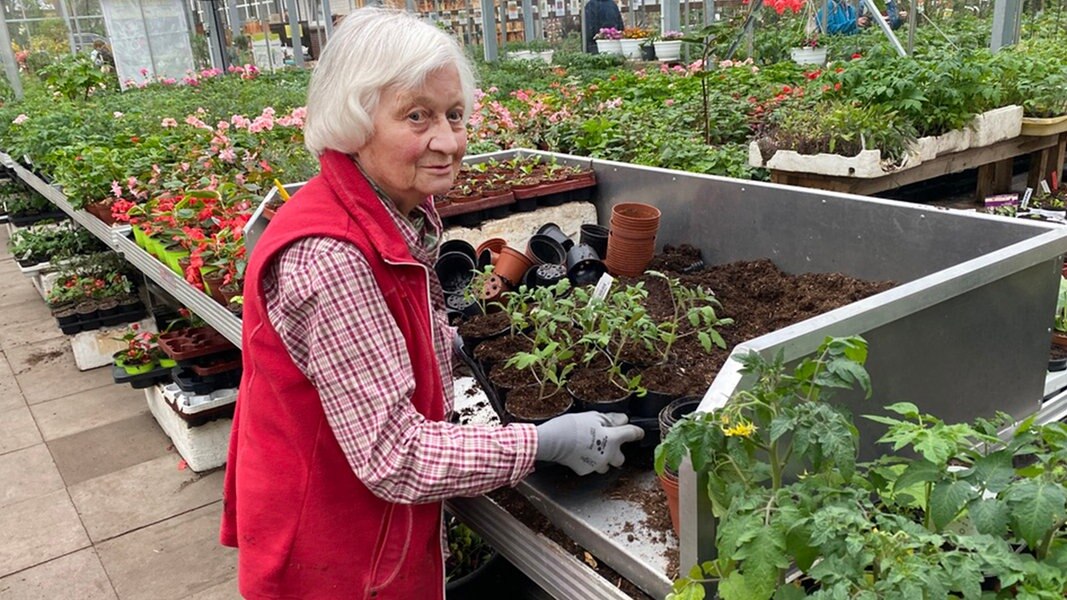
[605,202,660,277]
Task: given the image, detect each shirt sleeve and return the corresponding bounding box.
[264,237,537,504]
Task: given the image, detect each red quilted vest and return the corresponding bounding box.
[220,150,446,599]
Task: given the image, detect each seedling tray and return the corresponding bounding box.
[157,326,237,361]
[111,364,172,389]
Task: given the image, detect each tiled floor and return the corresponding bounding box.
[0,226,239,599]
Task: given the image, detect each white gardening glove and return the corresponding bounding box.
[535,412,644,475]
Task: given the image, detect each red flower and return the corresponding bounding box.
[851,53,862,59]
[834,82,842,91]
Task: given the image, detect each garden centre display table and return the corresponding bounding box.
[10,148,1067,599]
[768,131,1067,200]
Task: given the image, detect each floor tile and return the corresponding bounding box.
[0,489,90,577]
[69,454,223,543]
[183,578,241,600]
[30,383,147,441]
[0,548,116,600]
[0,353,24,413]
[0,280,39,310]
[0,302,58,351]
[6,337,114,405]
[0,405,41,455]
[49,413,171,487]
[95,502,236,600]
[0,443,64,508]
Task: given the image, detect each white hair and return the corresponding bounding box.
[303,8,475,157]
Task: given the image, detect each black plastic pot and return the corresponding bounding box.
[533,263,567,287]
[658,396,702,440]
[435,251,477,295]
[440,239,477,263]
[536,222,574,251]
[579,224,609,259]
[640,44,657,61]
[1051,357,1067,372]
[526,234,566,265]
[566,243,607,286]
[632,389,678,419]
[568,380,633,414]
[446,293,482,321]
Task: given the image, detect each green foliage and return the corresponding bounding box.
[39,53,111,102]
[659,338,1067,599]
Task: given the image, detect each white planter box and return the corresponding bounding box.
[750,105,1024,178]
[654,40,682,61]
[619,38,645,59]
[595,39,622,55]
[790,47,826,66]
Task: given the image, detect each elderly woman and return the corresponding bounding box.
[220,8,642,598]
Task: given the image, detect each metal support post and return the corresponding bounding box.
[522,0,534,41]
[859,0,906,56]
[990,0,1022,51]
[323,0,334,36]
[906,0,916,54]
[55,0,77,53]
[202,0,229,70]
[227,0,242,38]
[481,0,497,61]
[0,0,23,99]
[703,0,715,26]
[662,0,680,37]
[286,0,304,66]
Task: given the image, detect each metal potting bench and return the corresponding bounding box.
[7,148,1067,599]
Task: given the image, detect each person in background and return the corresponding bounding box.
[817,0,906,35]
[91,40,114,69]
[584,0,624,52]
[220,8,643,599]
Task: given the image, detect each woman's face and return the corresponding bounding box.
[356,65,467,216]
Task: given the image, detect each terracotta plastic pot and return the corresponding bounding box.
[659,470,681,538]
[611,202,661,229]
[605,231,656,277]
[494,247,534,286]
[475,237,507,257]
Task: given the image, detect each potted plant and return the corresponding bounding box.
[595,27,623,56]
[112,323,159,375]
[620,26,651,60]
[567,282,657,412]
[636,271,732,417]
[1052,276,1067,347]
[503,280,576,422]
[657,336,1067,599]
[654,30,685,62]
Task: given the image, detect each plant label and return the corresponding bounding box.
[1040,180,1052,195]
[982,193,1018,207]
[592,273,614,301]
[1021,187,1033,210]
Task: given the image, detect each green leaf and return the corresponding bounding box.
[772,584,807,600]
[733,527,788,600]
[967,497,1010,537]
[893,458,941,494]
[785,522,818,571]
[884,402,920,418]
[1004,480,1067,550]
[667,580,706,600]
[929,480,977,530]
[718,572,752,600]
[970,450,1014,493]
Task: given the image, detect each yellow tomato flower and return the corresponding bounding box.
[723,421,757,438]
